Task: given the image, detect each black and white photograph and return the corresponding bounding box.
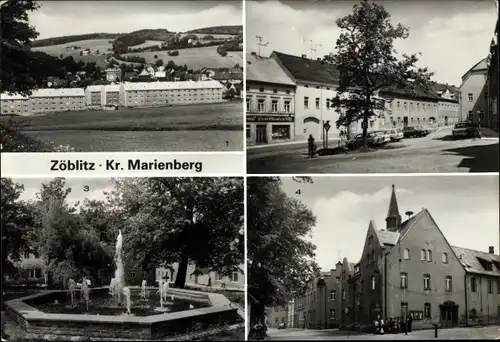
[1,177,245,341]
[246,0,499,173]
[0,0,243,152]
[247,176,499,340]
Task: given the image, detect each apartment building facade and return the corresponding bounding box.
[120,80,224,107]
[271,51,341,142]
[246,53,296,145]
[85,84,121,106]
[1,88,85,115]
[0,93,30,115]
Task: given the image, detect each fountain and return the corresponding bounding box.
[81,277,90,312]
[140,279,147,300]
[113,230,125,306]
[123,287,131,315]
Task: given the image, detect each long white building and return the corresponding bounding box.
[85,84,121,106]
[120,80,224,108]
[1,88,85,115]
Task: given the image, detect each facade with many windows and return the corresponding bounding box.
[85,84,121,107]
[246,53,296,145]
[1,88,85,115]
[119,80,224,108]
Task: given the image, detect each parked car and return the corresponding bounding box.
[347,132,386,149]
[383,128,403,142]
[278,322,286,329]
[403,126,426,138]
[452,122,477,139]
[372,130,391,144]
[416,126,431,136]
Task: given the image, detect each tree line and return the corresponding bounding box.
[1,178,244,290]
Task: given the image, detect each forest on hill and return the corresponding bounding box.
[187,25,242,35]
[32,33,120,47]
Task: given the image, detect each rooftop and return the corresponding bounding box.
[122,80,224,91]
[451,246,500,277]
[86,84,121,92]
[246,54,295,86]
[461,57,488,81]
[271,51,339,86]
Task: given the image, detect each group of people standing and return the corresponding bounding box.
[373,314,413,335]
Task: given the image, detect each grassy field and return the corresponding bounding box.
[1,101,244,152]
[32,38,112,67]
[122,45,243,69]
[129,40,165,50]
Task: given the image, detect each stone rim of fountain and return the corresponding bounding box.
[4,286,238,340]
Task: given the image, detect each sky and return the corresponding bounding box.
[13,178,112,206]
[246,0,498,86]
[28,1,242,39]
[280,175,499,271]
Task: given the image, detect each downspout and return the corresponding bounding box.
[384,252,388,320]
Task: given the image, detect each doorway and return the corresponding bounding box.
[440,301,458,327]
[444,116,448,125]
[256,125,267,144]
[403,116,409,127]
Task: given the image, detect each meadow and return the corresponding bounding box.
[121,45,243,69]
[32,38,112,67]
[1,102,244,152]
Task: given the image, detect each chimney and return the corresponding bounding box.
[301,54,307,59]
[251,52,256,56]
[489,246,495,254]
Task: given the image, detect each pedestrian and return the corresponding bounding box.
[380,317,385,335]
[394,317,399,333]
[387,317,392,334]
[408,314,413,332]
[207,276,212,290]
[221,280,226,290]
[373,318,379,334]
[307,134,315,158]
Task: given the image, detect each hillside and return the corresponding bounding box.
[113,29,175,53]
[32,33,120,47]
[187,25,243,36]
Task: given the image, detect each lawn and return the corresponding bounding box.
[121,45,243,69]
[0,101,244,152]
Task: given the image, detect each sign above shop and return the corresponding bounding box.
[247,115,294,123]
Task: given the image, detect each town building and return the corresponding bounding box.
[28,88,86,114]
[155,263,244,290]
[119,80,224,107]
[267,305,289,328]
[271,51,341,142]
[347,186,500,330]
[0,93,30,115]
[246,53,296,145]
[485,19,499,132]
[459,58,489,123]
[213,68,243,85]
[84,84,121,107]
[105,68,121,82]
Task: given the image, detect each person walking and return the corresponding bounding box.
[408,314,413,332]
[307,134,315,158]
[207,276,212,290]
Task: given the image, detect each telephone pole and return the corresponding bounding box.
[256,36,268,57]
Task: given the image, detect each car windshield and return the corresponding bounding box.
[455,123,466,128]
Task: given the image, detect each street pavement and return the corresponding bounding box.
[266,326,500,340]
[247,127,499,174]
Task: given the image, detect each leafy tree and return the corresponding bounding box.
[328,0,433,148]
[110,178,244,288]
[1,178,33,284]
[79,50,83,56]
[0,0,40,95]
[247,177,319,336]
[154,54,158,59]
[155,59,164,67]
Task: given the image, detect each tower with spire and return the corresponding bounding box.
[385,184,402,232]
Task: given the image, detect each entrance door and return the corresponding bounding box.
[444,116,448,125]
[403,116,409,127]
[440,305,458,327]
[256,125,267,144]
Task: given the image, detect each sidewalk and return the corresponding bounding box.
[186,283,244,292]
[480,127,499,140]
[248,138,341,150]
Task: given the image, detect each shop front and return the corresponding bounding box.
[247,114,295,145]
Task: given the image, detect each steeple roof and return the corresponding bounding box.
[387,184,400,218]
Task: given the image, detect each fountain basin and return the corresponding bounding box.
[5,287,239,339]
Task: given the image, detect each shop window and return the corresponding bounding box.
[272,125,291,140]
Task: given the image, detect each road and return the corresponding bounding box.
[265,326,500,340]
[247,127,499,173]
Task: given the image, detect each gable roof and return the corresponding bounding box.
[246,54,295,86]
[213,70,243,81]
[379,82,441,102]
[271,51,339,86]
[376,230,400,246]
[461,57,488,81]
[451,246,500,277]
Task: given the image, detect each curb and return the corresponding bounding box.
[248,138,341,150]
